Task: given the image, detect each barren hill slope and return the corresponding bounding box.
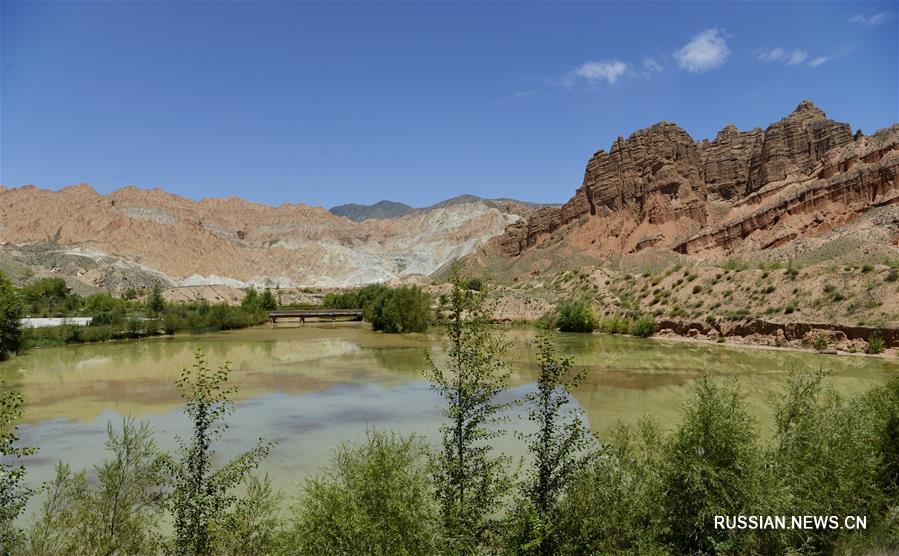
[0,185,532,291]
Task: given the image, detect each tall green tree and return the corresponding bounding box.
[240,287,259,310]
[0,382,37,550]
[167,349,273,555]
[427,266,513,552]
[509,336,591,554]
[259,289,277,311]
[0,271,24,360]
[147,282,165,317]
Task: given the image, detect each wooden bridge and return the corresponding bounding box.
[269,309,363,323]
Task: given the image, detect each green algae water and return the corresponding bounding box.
[2,323,897,512]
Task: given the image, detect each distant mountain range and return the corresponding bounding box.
[0,187,542,291]
[330,195,557,222]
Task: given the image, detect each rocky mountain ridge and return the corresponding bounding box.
[329,200,415,222]
[498,101,898,260]
[0,185,534,291]
[330,195,556,222]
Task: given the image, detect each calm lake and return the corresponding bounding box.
[3,323,898,512]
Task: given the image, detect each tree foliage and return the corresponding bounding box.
[508,336,592,555]
[427,265,513,551]
[147,282,166,317]
[0,382,36,549]
[284,430,441,555]
[0,271,24,360]
[26,419,167,555]
[167,349,273,555]
[324,284,430,333]
[554,299,598,333]
[241,288,277,311]
[20,277,76,317]
[660,376,768,555]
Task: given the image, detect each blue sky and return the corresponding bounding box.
[2,1,896,208]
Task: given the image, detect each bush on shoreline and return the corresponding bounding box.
[324,284,431,333]
[547,298,657,338]
[23,303,269,349]
[555,299,598,333]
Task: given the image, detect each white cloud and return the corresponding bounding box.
[674,28,730,72]
[642,58,663,74]
[786,50,809,65]
[849,11,895,25]
[756,47,785,62]
[756,47,825,68]
[572,60,630,84]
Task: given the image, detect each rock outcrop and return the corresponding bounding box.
[498,101,897,258]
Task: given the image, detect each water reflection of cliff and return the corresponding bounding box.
[1,324,896,430]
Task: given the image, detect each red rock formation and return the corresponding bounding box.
[499,101,896,258]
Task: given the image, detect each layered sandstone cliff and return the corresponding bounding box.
[499,101,896,258]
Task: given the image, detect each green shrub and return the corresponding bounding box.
[463,277,484,291]
[629,315,657,338]
[814,336,828,351]
[284,431,441,555]
[532,312,556,330]
[366,286,430,333]
[862,264,874,273]
[868,332,886,355]
[660,377,768,555]
[723,259,749,272]
[26,419,167,555]
[555,300,598,333]
[242,288,278,311]
[887,269,899,283]
[21,277,75,316]
[552,421,667,554]
[1,381,35,547]
[212,475,284,556]
[769,372,888,552]
[325,284,430,333]
[598,314,630,335]
[0,271,25,360]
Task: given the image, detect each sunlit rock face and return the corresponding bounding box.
[499,101,896,258]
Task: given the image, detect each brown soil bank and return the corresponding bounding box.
[486,259,899,355]
[656,317,899,350]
